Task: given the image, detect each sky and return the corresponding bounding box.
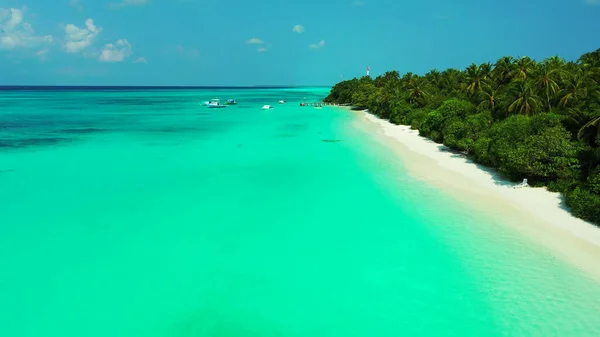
[0,0,599,86]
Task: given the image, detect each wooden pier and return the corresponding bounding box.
[299,102,339,107]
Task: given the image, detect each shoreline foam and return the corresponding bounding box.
[353,109,600,282]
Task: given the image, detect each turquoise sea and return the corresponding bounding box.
[1,87,600,337]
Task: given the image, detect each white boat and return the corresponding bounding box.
[202,98,220,106]
[262,105,273,110]
[278,100,286,104]
[207,99,227,108]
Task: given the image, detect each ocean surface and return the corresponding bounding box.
[1,87,600,337]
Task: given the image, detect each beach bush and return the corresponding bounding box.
[425,94,447,110]
[472,137,494,166]
[419,111,445,141]
[565,188,600,224]
[501,127,580,182]
[437,98,477,119]
[325,47,600,225]
[404,109,426,128]
[389,101,414,125]
[441,118,468,150]
[587,168,600,194]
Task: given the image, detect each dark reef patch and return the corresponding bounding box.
[95,98,186,106]
[149,126,205,133]
[51,128,108,134]
[51,106,82,110]
[0,137,74,149]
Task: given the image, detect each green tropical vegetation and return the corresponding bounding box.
[324,49,600,225]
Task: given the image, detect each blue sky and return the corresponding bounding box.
[0,0,599,86]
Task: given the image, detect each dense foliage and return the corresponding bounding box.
[325,49,600,225]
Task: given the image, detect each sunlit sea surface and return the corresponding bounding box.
[1,87,600,337]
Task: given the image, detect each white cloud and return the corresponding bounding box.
[256,43,272,52]
[247,38,269,52]
[36,48,48,60]
[133,56,147,63]
[256,46,271,53]
[351,1,365,6]
[109,0,150,9]
[308,40,325,49]
[246,37,264,44]
[585,0,599,5]
[64,18,101,53]
[292,24,304,33]
[99,39,132,62]
[0,8,53,49]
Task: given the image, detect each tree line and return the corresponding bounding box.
[324,49,600,225]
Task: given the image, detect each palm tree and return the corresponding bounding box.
[464,63,488,95]
[477,84,502,116]
[381,71,400,88]
[439,68,462,95]
[492,56,514,85]
[578,114,600,145]
[558,69,593,108]
[535,63,562,111]
[507,80,542,115]
[479,62,493,79]
[578,49,600,69]
[401,72,416,88]
[425,69,441,88]
[406,77,431,107]
[511,56,536,80]
[544,55,566,70]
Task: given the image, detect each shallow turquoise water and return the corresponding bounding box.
[1,88,600,336]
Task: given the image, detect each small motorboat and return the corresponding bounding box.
[207,99,227,108]
[202,99,219,106]
[262,105,273,110]
[226,99,238,105]
[278,100,286,104]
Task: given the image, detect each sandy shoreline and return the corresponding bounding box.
[353,109,600,282]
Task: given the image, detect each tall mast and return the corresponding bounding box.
[366,65,370,77]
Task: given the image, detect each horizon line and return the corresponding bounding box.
[0,85,333,90]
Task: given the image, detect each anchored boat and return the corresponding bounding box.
[201,98,219,106]
[207,99,227,108]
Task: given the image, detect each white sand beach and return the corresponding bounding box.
[355,109,600,281]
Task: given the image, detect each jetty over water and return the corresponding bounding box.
[299,102,341,107]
